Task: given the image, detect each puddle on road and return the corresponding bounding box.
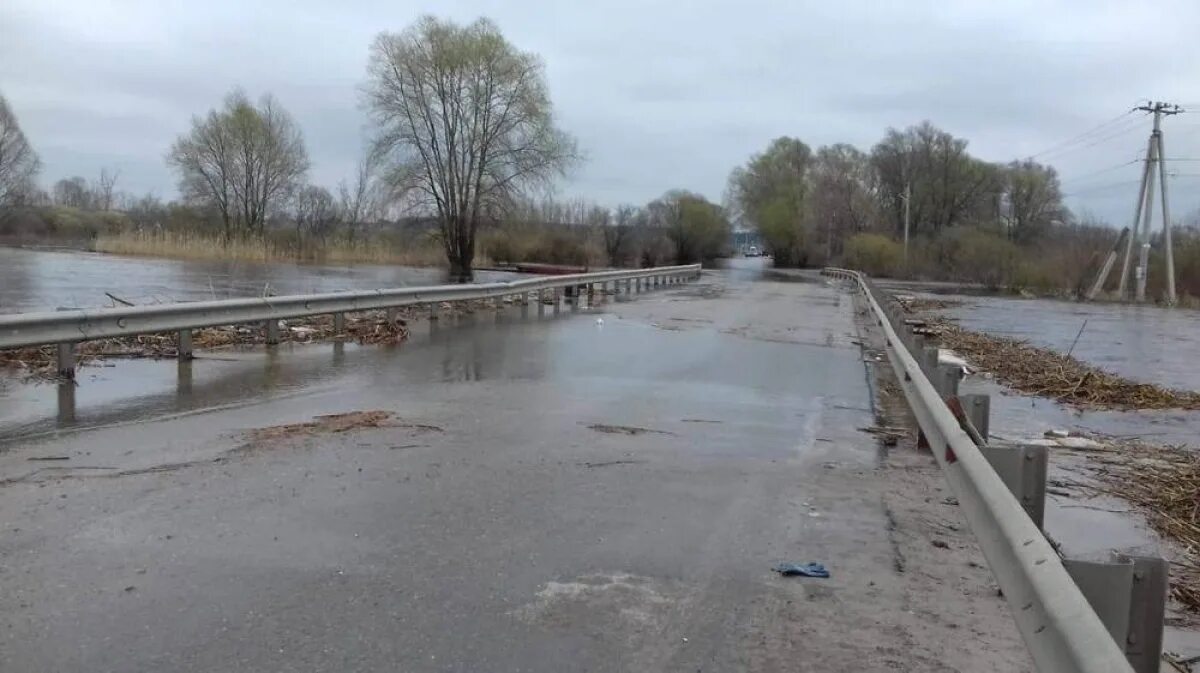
[0,291,871,459]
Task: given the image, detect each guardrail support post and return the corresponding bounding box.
[1063,553,1166,673]
[265,320,280,345]
[430,302,440,321]
[177,329,193,360]
[911,334,925,354]
[333,312,346,335]
[57,342,76,379]
[959,393,989,440]
[936,363,959,397]
[980,442,1047,528]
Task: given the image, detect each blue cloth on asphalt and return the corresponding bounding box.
[772,562,830,578]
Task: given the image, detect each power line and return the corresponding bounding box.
[1027,109,1138,160]
[1036,116,1148,161]
[1058,157,1142,186]
[1062,179,1142,197]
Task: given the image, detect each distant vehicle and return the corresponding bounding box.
[746,246,760,257]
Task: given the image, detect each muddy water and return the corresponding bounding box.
[940,293,1200,392]
[0,247,519,314]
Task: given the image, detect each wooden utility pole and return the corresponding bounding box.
[1116,102,1182,304]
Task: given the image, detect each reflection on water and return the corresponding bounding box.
[0,246,521,313]
[0,286,637,440]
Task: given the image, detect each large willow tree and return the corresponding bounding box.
[363,16,578,277]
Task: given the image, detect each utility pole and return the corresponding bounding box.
[1117,101,1182,304]
[902,182,911,265]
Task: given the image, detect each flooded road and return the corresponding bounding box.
[0,261,1030,672]
[0,246,519,314]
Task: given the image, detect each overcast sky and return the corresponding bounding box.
[4,0,1200,225]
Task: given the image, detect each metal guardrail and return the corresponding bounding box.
[0,264,702,375]
[823,267,1136,673]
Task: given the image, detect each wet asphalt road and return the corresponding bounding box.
[0,261,942,671]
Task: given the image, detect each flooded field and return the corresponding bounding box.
[0,247,519,314]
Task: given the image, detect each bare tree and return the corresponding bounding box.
[53,176,91,209]
[603,204,637,267]
[94,167,120,211]
[338,157,380,243]
[364,16,578,277]
[294,185,339,245]
[168,90,309,242]
[0,94,41,208]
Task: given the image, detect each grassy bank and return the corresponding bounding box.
[94,230,448,267]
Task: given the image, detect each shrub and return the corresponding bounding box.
[842,233,903,276]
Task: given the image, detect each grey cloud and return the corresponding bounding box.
[3,0,1200,225]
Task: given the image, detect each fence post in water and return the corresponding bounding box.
[177,329,193,360]
[333,312,346,335]
[265,320,280,345]
[57,342,76,379]
[960,393,990,441]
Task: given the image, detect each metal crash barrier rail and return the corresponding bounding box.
[823,267,1166,673]
[0,264,702,378]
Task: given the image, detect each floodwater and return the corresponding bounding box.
[0,246,519,314]
[941,293,1200,392]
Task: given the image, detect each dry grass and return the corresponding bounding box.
[94,230,448,267]
[906,303,1200,409]
[1079,440,1200,612]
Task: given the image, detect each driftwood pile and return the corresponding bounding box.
[0,303,481,380]
[1081,441,1200,612]
[901,299,1200,410]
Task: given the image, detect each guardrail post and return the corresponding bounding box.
[938,364,960,397]
[588,283,597,304]
[333,312,346,335]
[980,442,1047,527]
[57,342,76,379]
[960,393,989,441]
[265,320,280,345]
[1063,553,1166,673]
[177,329,193,360]
[1125,555,1168,673]
[386,307,399,325]
[921,347,937,378]
[430,302,440,321]
[911,333,925,354]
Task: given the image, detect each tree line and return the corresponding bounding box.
[0,16,733,274]
[725,122,1067,269]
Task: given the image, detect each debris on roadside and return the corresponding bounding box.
[585,423,675,436]
[0,299,504,382]
[772,562,830,578]
[1064,436,1200,614]
[919,316,1200,410]
[895,295,963,313]
[247,410,396,441]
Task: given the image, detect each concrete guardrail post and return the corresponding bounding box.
[979,442,1047,528]
[1063,554,1167,673]
[386,307,399,325]
[265,320,280,345]
[912,334,926,355]
[937,363,960,398]
[430,301,440,321]
[921,346,939,379]
[178,329,193,360]
[960,393,990,440]
[333,312,346,335]
[57,342,76,379]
